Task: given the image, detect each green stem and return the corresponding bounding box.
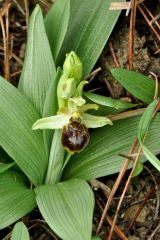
[45,129,65,184]
[61,152,72,172]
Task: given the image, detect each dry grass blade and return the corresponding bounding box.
[109,2,131,10]
[24,0,29,27]
[109,0,144,11]
[0,1,11,80]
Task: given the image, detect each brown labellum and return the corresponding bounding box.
[61,117,90,154]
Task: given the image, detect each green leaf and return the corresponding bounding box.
[18,5,56,115]
[0,162,15,174]
[11,222,30,240]
[138,100,160,171]
[0,170,36,229]
[35,179,94,240]
[45,130,65,184]
[57,0,123,77]
[84,92,137,109]
[140,145,160,172]
[111,68,160,104]
[91,237,101,240]
[0,147,13,163]
[43,68,62,153]
[62,113,160,180]
[138,100,158,139]
[0,77,47,186]
[132,161,143,178]
[45,0,70,60]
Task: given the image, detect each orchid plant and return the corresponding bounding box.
[0,1,160,240]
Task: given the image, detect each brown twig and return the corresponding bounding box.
[142,3,160,30]
[108,146,142,240]
[24,0,29,28]
[40,224,59,240]
[0,45,23,65]
[10,70,22,77]
[126,187,156,234]
[0,1,11,80]
[39,0,52,8]
[90,179,111,199]
[149,72,159,100]
[13,0,25,15]
[147,222,160,240]
[96,200,128,240]
[109,41,120,68]
[5,0,10,80]
[109,1,144,11]
[85,67,102,83]
[89,87,102,93]
[96,139,139,235]
[137,4,160,41]
[128,0,137,70]
[106,215,128,240]
[29,219,59,240]
[104,79,116,98]
[109,108,145,122]
[155,48,160,55]
[144,166,159,221]
[108,96,160,238]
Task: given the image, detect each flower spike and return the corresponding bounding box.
[32,51,112,153]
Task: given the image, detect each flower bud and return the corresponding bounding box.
[61,77,77,99]
[63,51,83,83]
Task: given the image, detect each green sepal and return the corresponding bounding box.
[32,115,70,130]
[82,113,113,128]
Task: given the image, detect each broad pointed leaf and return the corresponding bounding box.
[111,68,160,104]
[0,171,36,229]
[62,114,160,180]
[35,179,94,240]
[45,0,70,60]
[19,5,56,115]
[11,222,30,240]
[57,0,123,76]
[0,77,47,186]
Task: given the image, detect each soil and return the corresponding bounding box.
[0,0,160,239]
